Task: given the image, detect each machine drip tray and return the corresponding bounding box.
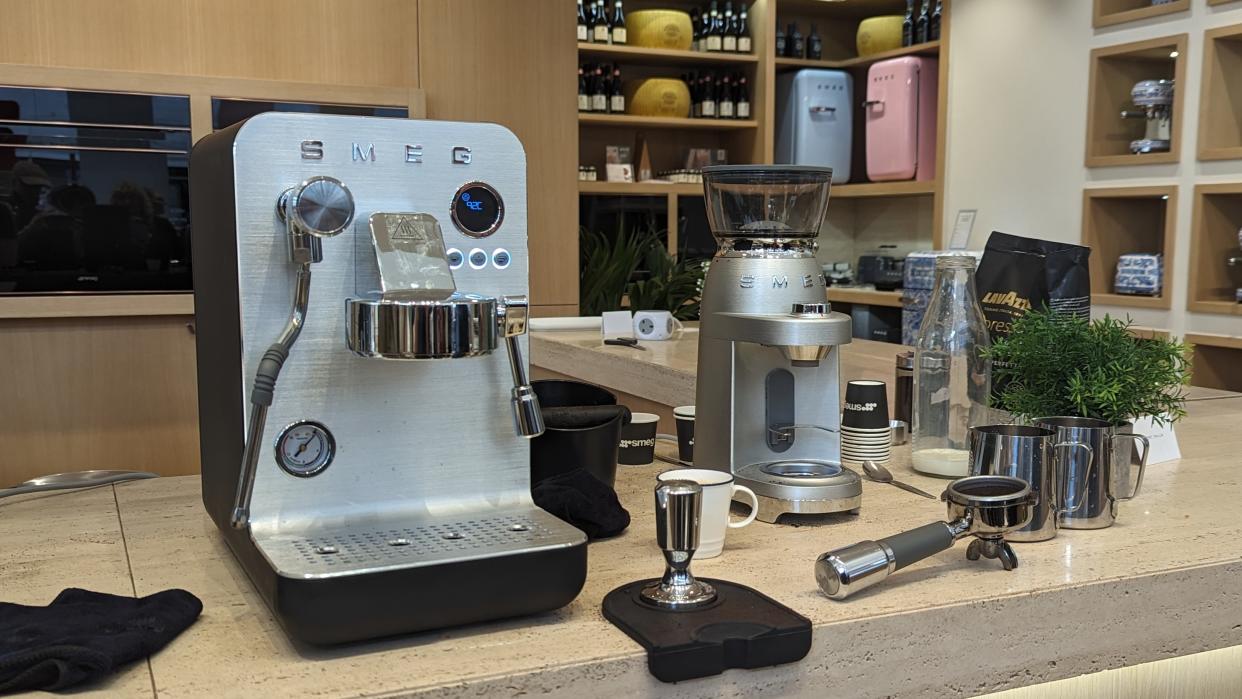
[253,508,585,579]
[760,460,843,479]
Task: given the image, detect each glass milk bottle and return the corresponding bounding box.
[911,255,992,477]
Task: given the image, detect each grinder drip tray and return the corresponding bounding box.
[734,460,863,522]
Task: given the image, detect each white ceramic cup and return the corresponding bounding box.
[656,468,758,559]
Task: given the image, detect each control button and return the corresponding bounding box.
[446,248,464,269]
[450,182,504,238]
[492,248,512,269]
[468,248,488,270]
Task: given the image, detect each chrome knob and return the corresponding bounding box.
[278,176,355,237]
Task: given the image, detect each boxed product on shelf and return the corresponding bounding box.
[1114,253,1163,296]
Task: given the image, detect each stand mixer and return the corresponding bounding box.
[1121,79,1174,154]
[190,113,587,644]
[694,165,862,523]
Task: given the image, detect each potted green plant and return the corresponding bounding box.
[579,224,706,320]
[985,309,1191,427]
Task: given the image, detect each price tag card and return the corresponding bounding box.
[1131,414,1181,464]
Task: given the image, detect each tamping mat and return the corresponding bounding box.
[601,578,812,683]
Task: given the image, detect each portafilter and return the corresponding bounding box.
[815,475,1033,600]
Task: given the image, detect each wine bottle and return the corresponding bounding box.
[592,0,609,42]
[611,0,626,44]
[914,0,929,44]
[688,72,701,117]
[902,0,915,47]
[735,75,751,119]
[577,0,588,42]
[609,64,625,113]
[701,73,717,118]
[774,24,787,58]
[706,2,722,51]
[722,2,737,52]
[808,23,822,60]
[930,0,942,41]
[591,64,608,112]
[790,23,804,59]
[690,8,702,52]
[737,3,752,53]
[578,65,590,112]
[718,74,734,118]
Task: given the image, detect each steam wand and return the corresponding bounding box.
[230,177,354,530]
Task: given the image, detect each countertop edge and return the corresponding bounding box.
[392,558,1242,698]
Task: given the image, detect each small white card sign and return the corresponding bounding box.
[1131,414,1181,464]
[949,209,977,250]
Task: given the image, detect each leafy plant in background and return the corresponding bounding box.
[984,309,1190,426]
[579,224,706,320]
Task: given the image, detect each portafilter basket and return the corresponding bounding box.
[815,475,1033,600]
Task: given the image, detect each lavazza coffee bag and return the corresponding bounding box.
[975,231,1091,341]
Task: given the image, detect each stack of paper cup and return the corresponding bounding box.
[841,380,891,464]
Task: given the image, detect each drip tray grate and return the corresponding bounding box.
[255,509,581,579]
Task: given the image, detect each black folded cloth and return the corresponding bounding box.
[0,588,202,694]
[533,468,631,540]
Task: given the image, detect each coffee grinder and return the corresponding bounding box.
[190,113,587,644]
[694,165,862,523]
[1121,79,1174,154]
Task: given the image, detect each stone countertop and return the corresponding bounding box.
[530,326,902,409]
[3,397,1241,697]
[530,328,1231,407]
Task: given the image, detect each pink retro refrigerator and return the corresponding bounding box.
[865,57,938,182]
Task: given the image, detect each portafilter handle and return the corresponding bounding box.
[498,296,544,438]
[815,522,956,600]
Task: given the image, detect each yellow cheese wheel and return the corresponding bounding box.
[624,78,691,118]
[627,10,693,51]
[856,16,904,57]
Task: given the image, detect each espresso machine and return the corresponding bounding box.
[1121,79,1174,154]
[694,165,862,523]
[190,113,587,644]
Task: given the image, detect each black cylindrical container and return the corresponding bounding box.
[530,380,626,487]
[895,351,914,426]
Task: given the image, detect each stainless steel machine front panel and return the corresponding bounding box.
[227,115,551,544]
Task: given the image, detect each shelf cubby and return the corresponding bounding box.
[1085,34,1187,167]
[1081,185,1177,310]
[1092,0,1189,29]
[1197,23,1242,161]
[1188,183,1242,316]
[1186,333,1242,392]
[775,0,911,63]
[774,40,940,72]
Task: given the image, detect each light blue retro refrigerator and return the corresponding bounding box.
[775,69,853,184]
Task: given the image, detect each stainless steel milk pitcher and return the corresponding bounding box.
[1036,416,1150,529]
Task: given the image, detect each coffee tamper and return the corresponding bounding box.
[641,480,717,609]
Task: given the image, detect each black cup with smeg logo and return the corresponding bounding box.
[842,380,890,430]
[618,412,660,465]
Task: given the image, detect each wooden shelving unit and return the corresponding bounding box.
[1186,333,1242,392]
[577,0,952,335]
[1197,23,1242,162]
[1188,183,1242,316]
[578,42,759,66]
[1084,34,1187,168]
[1092,0,1188,29]
[774,40,939,71]
[1081,185,1177,310]
[579,113,757,130]
[825,287,903,308]
[1208,0,1241,6]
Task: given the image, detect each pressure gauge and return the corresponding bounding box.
[274,420,336,477]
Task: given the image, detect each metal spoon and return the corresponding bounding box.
[861,461,936,500]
